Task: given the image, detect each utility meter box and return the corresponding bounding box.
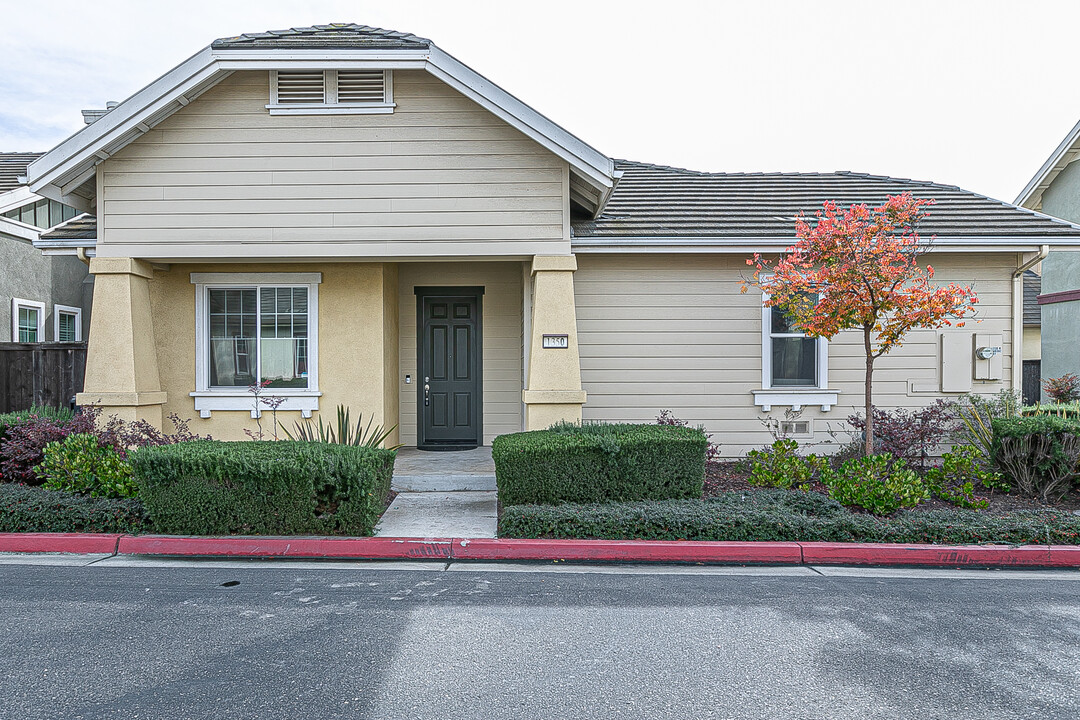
[973,333,1003,380]
[941,333,973,392]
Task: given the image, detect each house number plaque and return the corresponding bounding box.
[542,334,569,349]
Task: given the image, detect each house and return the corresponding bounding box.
[24,24,1080,454]
[1015,127,1080,398]
[0,153,92,344]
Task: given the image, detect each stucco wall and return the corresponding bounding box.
[0,234,92,342]
[148,262,398,441]
[397,261,524,446]
[1035,161,1080,387]
[574,253,1015,457]
[97,70,571,260]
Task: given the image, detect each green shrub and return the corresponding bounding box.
[924,445,1007,510]
[823,454,929,515]
[1022,402,1080,421]
[0,482,149,533]
[36,433,137,499]
[492,423,706,505]
[954,389,1021,466]
[498,490,1080,545]
[130,440,395,536]
[992,415,1080,503]
[746,439,826,489]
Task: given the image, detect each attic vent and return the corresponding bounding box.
[275,71,325,104]
[780,420,812,437]
[269,70,395,115]
[337,70,386,103]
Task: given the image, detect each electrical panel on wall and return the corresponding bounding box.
[941,333,974,392]
[973,333,1003,381]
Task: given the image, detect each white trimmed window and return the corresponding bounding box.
[12,298,45,343]
[752,292,837,412]
[267,70,395,115]
[190,273,321,418]
[54,304,82,342]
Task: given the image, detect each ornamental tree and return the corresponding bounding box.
[742,193,978,456]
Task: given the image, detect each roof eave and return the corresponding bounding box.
[1015,116,1080,209]
[571,236,1080,253]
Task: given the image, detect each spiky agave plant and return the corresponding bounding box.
[281,405,402,449]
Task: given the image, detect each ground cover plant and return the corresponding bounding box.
[493,422,706,505]
[0,482,149,534]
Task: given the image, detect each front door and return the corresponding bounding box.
[416,287,483,450]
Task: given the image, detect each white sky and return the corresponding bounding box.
[2,0,1078,203]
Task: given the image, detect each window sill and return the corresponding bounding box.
[266,103,395,115]
[752,388,839,412]
[189,390,321,419]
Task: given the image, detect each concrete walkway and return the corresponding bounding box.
[392,446,496,491]
[375,491,498,538]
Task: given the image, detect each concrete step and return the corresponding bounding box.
[392,473,497,492]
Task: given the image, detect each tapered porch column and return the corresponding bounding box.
[523,255,586,430]
[75,257,166,427]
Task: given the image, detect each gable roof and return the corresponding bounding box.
[26,23,616,215]
[0,153,44,191]
[570,160,1080,250]
[1015,118,1080,209]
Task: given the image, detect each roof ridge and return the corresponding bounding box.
[213,23,430,48]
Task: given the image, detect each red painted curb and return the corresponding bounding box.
[117,535,453,560]
[0,533,122,554]
[798,542,1057,567]
[453,538,804,564]
[1048,546,1080,567]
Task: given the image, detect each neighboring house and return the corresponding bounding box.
[24,24,1080,453]
[0,153,92,344]
[1022,269,1042,405]
[1016,128,1080,398]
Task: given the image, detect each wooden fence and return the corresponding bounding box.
[0,342,87,413]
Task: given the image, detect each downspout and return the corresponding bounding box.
[76,246,91,266]
[1011,245,1050,393]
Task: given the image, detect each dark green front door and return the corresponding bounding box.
[416,287,483,450]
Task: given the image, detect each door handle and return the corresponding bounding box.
[424,378,430,407]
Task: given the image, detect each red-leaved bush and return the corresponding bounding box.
[0,406,207,485]
[846,400,956,470]
[1043,374,1080,404]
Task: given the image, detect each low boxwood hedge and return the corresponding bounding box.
[499,489,1080,545]
[492,423,706,505]
[0,483,149,534]
[131,440,395,536]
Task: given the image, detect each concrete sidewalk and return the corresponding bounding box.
[375,491,498,538]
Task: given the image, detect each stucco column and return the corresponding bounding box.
[75,257,166,427]
[523,255,586,430]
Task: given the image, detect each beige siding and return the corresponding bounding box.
[98,71,570,259]
[398,262,524,446]
[575,253,1015,456]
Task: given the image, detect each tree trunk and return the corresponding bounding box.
[863,326,875,457]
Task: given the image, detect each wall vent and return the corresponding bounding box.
[337,70,386,103]
[275,71,326,104]
[780,420,812,437]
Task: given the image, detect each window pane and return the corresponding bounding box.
[58,312,77,342]
[771,337,817,387]
[259,286,309,389]
[208,288,256,387]
[17,307,38,342]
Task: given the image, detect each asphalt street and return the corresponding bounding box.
[0,558,1078,719]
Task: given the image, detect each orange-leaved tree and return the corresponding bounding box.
[741,193,978,456]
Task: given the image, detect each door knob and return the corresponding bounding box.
[424,382,430,407]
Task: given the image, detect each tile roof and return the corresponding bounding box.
[0,152,44,191]
[1023,270,1041,326]
[38,214,97,241]
[570,160,1080,240]
[212,23,430,50]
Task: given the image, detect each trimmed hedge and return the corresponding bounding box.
[992,415,1080,502]
[0,483,149,533]
[498,489,1080,545]
[492,423,706,505]
[131,440,395,536]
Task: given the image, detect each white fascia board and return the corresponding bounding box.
[571,236,1080,253]
[27,45,220,196]
[1015,116,1080,208]
[0,187,40,214]
[424,46,614,195]
[0,215,39,242]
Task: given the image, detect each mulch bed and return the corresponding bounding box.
[704,460,1080,514]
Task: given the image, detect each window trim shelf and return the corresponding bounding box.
[265,103,396,115]
[751,389,840,412]
[189,390,322,419]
